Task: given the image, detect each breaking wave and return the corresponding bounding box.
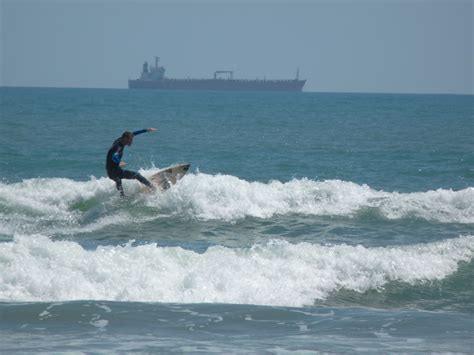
[1,234,472,306]
[0,171,473,236]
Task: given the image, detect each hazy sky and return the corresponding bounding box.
[1,0,472,94]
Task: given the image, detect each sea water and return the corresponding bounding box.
[0,87,473,352]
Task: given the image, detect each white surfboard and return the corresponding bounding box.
[149,164,190,191]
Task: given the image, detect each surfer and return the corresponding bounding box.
[106,128,156,196]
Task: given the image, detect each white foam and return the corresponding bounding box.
[0,173,473,237]
[0,234,472,306]
[146,173,474,223]
[0,177,112,215]
[0,176,152,236]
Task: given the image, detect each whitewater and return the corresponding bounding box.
[1,172,473,237]
[1,234,473,306]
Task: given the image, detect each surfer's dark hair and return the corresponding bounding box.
[121,131,134,139]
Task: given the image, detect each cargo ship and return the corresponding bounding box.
[128,57,306,92]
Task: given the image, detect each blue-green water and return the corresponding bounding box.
[1,87,473,352]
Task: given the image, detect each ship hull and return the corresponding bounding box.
[128,79,306,92]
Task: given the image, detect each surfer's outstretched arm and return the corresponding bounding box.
[133,128,157,136]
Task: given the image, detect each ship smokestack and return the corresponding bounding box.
[155,56,159,68]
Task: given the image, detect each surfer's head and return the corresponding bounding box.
[121,131,134,146]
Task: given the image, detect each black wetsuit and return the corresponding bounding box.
[106,129,152,196]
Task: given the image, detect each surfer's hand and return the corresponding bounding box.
[119,161,127,167]
[147,128,157,132]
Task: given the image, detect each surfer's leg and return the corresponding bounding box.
[136,174,153,188]
[107,169,126,196]
[114,178,125,196]
[122,170,153,188]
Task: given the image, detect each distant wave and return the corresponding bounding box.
[0,171,473,236]
[1,234,472,306]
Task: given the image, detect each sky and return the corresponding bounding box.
[1,0,472,94]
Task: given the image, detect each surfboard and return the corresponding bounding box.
[149,164,190,191]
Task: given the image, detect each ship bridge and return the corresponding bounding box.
[140,56,166,80]
[214,71,234,80]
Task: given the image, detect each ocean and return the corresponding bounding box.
[0,87,473,352]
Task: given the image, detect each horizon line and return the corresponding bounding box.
[1,85,472,97]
